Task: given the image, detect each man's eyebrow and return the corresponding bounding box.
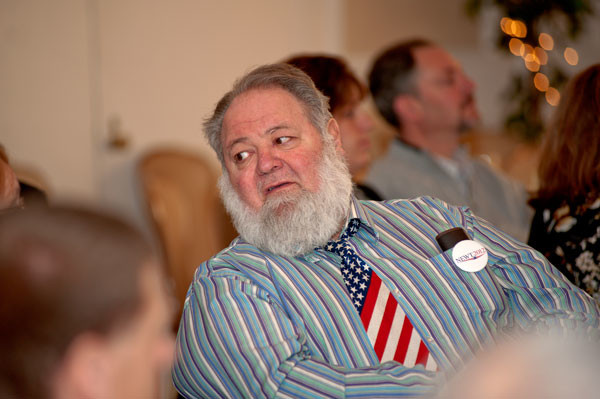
[266,124,289,135]
[225,137,249,153]
[225,124,290,152]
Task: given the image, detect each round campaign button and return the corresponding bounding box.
[451,240,488,272]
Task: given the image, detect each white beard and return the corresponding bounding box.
[218,139,353,257]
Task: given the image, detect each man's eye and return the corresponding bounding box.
[233,151,249,163]
[275,136,291,145]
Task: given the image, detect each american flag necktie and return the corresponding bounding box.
[324,218,437,370]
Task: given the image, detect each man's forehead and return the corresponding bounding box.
[415,46,460,74]
[222,88,308,142]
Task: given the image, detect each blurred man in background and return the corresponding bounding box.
[366,39,532,241]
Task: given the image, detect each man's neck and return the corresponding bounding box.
[399,126,460,159]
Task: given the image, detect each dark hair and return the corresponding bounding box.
[534,64,600,203]
[0,205,157,398]
[284,54,366,113]
[203,63,331,165]
[368,39,432,128]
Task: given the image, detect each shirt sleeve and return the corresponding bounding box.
[172,269,440,399]
[469,213,600,338]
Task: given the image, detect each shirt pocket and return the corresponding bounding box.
[427,250,508,322]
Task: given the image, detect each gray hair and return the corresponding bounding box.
[203,63,332,164]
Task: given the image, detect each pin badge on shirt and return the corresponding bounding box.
[435,227,488,272]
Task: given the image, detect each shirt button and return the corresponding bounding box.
[394,289,400,295]
[427,337,434,342]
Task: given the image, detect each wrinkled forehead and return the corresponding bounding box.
[222,88,312,143]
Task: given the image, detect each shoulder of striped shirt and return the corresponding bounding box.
[363,196,471,224]
[199,241,270,275]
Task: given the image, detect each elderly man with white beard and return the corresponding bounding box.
[172,64,599,399]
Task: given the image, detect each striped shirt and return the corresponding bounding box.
[173,196,600,398]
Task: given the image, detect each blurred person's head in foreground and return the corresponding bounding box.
[534,63,600,204]
[0,145,21,210]
[284,54,374,177]
[437,333,600,398]
[0,205,175,399]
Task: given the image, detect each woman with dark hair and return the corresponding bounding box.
[284,54,382,200]
[528,64,600,303]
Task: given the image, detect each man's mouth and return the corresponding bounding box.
[265,182,294,195]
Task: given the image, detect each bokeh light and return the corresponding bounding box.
[546,87,560,106]
[533,73,549,92]
[525,60,541,72]
[564,47,579,65]
[500,17,527,38]
[513,20,527,38]
[509,38,524,56]
[538,33,554,50]
[500,17,512,35]
[522,44,535,61]
[534,47,548,65]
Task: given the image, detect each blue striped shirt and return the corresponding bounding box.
[173,196,600,398]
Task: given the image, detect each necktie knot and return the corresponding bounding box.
[325,218,361,252]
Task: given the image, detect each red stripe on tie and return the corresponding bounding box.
[373,293,398,359]
[415,341,430,367]
[393,315,413,364]
[360,271,381,328]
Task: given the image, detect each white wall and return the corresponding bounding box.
[1,0,344,232]
[1,0,96,201]
[1,0,598,234]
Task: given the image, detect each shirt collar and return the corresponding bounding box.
[347,195,379,242]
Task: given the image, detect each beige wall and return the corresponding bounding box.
[1,0,95,201]
[2,0,598,233]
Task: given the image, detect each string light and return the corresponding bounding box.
[500,17,512,35]
[545,87,560,106]
[564,47,579,65]
[522,44,535,61]
[525,60,541,72]
[534,73,549,92]
[498,17,577,111]
[500,17,527,38]
[534,47,548,65]
[538,33,554,50]
[509,38,524,56]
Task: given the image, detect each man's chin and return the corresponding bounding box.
[263,192,302,217]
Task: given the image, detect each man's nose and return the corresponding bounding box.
[462,73,476,93]
[257,149,282,175]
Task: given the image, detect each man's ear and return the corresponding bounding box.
[326,118,344,155]
[392,94,423,124]
[52,333,112,399]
